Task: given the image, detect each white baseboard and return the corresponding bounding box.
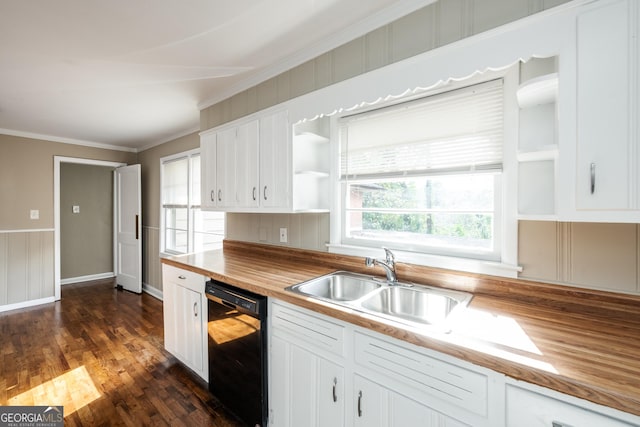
[142,283,163,301]
[61,272,115,285]
[0,296,56,313]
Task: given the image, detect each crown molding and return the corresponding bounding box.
[0,128,138,153]
[137,125,200,153]
[197,0,438,110]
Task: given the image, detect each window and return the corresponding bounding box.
[338,79,504,261]
[161,150,224,254]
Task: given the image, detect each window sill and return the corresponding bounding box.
[326,244,522,278]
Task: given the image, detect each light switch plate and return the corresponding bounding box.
[30,209,39,220]
[72,205,80,214]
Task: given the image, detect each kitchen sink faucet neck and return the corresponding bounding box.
[365,247,398,284]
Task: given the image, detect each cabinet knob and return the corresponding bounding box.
[590,162,596,194]
[178,275,186,280]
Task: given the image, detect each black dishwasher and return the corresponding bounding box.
[205,279,267,427]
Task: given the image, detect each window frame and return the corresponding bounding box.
[160,149,224,256]
[328,67,519,278]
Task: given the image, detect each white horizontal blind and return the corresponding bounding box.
[162,156,189,207]
[340,79,504,180]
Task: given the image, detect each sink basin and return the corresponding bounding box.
[286,271,472,331]
[360,286,470,326]
[290,271,382,301]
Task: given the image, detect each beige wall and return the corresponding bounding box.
[60,163,115,279]
[0,134,136,230]
[0,134,136,309]
[519,221,640,294]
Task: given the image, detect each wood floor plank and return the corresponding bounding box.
[0,279,244,426]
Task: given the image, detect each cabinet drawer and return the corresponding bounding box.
[354,331,488,417]
[271,301,345,357]
[162,264,205,293]
[506,385,636,427]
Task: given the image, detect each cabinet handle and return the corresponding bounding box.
[332,377,337,402]
[590,163,596,194]
[357,390,362,417]
[178,275,186,280]
[218,189,222,202]
[253,186,257,201]
[193,302,198,317]
[210,190,215,202]
[263,185,268,201]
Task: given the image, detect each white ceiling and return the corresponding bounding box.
[0,0,430,151]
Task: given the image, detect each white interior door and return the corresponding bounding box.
[115,164,142,293]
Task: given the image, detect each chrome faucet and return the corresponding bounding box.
[365,247,398,284]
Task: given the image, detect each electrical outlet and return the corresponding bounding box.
[72,205,80,214]
[30,209,39,220]
[279,228,288,243]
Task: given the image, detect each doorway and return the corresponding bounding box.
[54,157,125,300]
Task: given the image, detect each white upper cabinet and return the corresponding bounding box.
[200,132,217,209]
[559,0,640,222]
[260,110,291,209]
[215,126,238,208]
[235,120,260,208]
[200,109,330,213]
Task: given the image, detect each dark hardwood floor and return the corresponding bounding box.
[0,279,244,427]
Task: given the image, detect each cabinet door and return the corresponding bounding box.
[576,0,635,211]
[162,265,207,381]
[353,375,385,427]
[172,283,204,373]
[200,132,217,209]
[318,357,345,427]
[162,279,178,355]
[236,120,260,208]
[269,335,344,427]
[260,110,290,209]
[353,375,469,427]
[216,127,236,208]
[506,385,634,427]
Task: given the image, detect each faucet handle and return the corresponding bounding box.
[382,247,395,265]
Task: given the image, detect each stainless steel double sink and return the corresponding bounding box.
[285,271,472,332]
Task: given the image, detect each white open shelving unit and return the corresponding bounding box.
[517,61,559,220]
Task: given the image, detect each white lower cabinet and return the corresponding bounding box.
[352,375,469,427]
[269,299,498,427]
[269,301,345,426]
[271,335,345,427]
[269,300,640,427]
[505,381,639,427]
[162,264,208,381]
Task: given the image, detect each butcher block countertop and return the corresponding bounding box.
[162,240,640,418]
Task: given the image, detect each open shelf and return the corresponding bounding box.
[517,146,558,162]
[517,72,558,108]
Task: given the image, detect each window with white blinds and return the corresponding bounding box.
[337,79,504,260]
[161,152,224,254]
[340,79,504,180]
